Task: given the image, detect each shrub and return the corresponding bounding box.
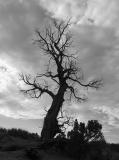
[0,128,40,140]
[67,119,105,144]
[64,119,106,159]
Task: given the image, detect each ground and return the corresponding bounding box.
[0,150,74,160]
[0,133,119,160]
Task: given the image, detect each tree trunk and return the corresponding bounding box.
[41,84,67,141]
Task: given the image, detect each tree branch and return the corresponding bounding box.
[68,77,103,89]
[53,19,71,45]
[20,74,55,99]
[37,72,59,85]
[67,85,87,102]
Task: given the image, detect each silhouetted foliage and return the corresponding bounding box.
[20,19,102,141]
[55,119,106,159]
[0,124,111,160]
[67,119,105,143]
[0,128,40,140]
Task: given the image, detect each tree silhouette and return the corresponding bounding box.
[20,19,102,141]
[68,119,105,143]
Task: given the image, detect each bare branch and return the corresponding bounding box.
[37,72,59,85]
[68,77,103,89]
[20,74,55,99]
[53,19,71,45]
[67,85,87,102]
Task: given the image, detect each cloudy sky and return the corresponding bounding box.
[0,0,119,143]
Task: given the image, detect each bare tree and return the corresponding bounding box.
[20,19,102,141]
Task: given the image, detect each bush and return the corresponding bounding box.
[61,119,106,159]
[67,119,105,144]
[0,128,40,140]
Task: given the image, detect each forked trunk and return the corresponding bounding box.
[41,84,67,141]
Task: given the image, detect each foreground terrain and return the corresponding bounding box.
[0,128,119,160]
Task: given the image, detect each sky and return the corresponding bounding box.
[0,0,119,143]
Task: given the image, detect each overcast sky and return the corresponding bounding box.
[0,0,119,143]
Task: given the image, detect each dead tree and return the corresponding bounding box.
[20,19,102,141]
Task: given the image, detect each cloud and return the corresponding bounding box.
[93,104,119,142]
[38,0,119,28]
[79,0,119,27]
[0,0,50,72]
[0,1,52,121]
[0,114,42,134]
[0,56,46,119]
[93,105,119,127]
[70,22,119,105]
[38,0,88,22]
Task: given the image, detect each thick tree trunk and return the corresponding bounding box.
[41,84,67,141]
